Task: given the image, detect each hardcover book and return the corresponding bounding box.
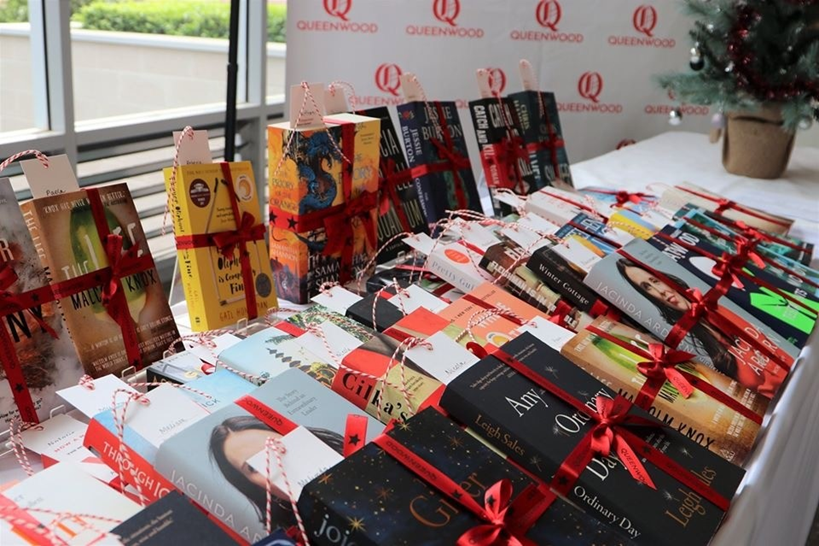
[0,179,82,425]
[164,161,276,330]
[360,106,428,262]
[299,408,631,546]
[648,225,817,348]
[397,100,482,224]
[146,350,209,387]
[527,244,612,316]
[562,316,768,465]
[437,293,522,349]
[440,333,745,545]
[268,114,380,303]
[21,184,179,378]
[111,491,236,546]
[583,239,798,399]
[579,186,661,216]
[345,286,407,332]
[154,369,383,543]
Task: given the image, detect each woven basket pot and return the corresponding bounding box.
[722,105,795,179]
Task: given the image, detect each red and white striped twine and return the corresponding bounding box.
[355,230,415,294]
[264,437,310,545]
[0,505,124,546]
[0,150,49,174]
[328,80,358,112]
[8,418,35,477]
[162,126,196,236]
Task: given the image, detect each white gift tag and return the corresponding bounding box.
[476,68,493,99]
[514,316,575,350]
[495,191,525,209]
[311,285,363,315]
[501,214,557,253]
[123,386,208,449]
[247,426,342,500]
[458,223,500,253]
[186,333,242,365]
[290,82,326,129]
[402,232,437,256]
[552,237,601,274]
[392,284,447,314]
[293,321,364,368]
[57,375,138,419]
[400,73,424,102]
[405,332,479,384]
[519,59,538,91]
[324,85,349,115]
[22,154,79,198]
[173,129,213,165]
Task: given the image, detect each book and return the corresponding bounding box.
[154,369,384,543]
[345,287,408,332]
[648,225,817,348]
[268,115,381,303]
[179,368,256,413]
[562,316,768,465]
[21,184,179,378]
[164,161,276,330]
[111,491,237,546]
[440,333,745,545]
[583,239,798,399]
[145,350,210,387]
[397,100,482,224]
[527,245,612,316]
[579,186,661,216]
[299,408,631,546]
[437,290,526,349]
[359,106,428,262]
[0,179,83,425]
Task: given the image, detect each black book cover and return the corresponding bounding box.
[299,408,632,546]
[360,106,429,262]
[440,333,744,545]
[346,287,407,332]
[111,491,236,545]
[648,226,816,348]
[252,529,297,545]
[527,245,609,315]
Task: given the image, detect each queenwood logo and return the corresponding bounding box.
[406,0,484,38]
[558,72,623,114]
[352,64,406,107]
[487,68,507,94]
[510,0,583,43]
[295,0,378,33]
[608,5,675,48]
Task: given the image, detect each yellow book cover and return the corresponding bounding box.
[164,161,276,331]
[268,114,380,303]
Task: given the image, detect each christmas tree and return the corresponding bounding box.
[659,0,819,130]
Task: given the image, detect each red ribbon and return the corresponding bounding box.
[342,414,369,458]
[539,190,606,221]
[730,219,806,253]
[548,300,575,329]
[526,94,566,184]
[489,348,730,512]
[372,432,550,546]
[430,101,470,211]
[674,186,791,229]
[586,324,763,425]
[378,157,415,233]
[211,212,267,259]
[481,137,529,195]
[587,188,649,208]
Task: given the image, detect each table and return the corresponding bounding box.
[573,131,819,546]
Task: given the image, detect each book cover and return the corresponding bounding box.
[180,369,256,413]
[562,316,768,465]
[154,369,383,543]
[146,350,209,388]
[21,184,179,378]
[384,307,450,342]
[0,180,82,425]
[285,303,374,342]
[579,186,661,216]
[507,90,573,188]
[1,462,141,545]
[527,245,612,316]
[583,239,798,399]
[252,529,297,545]
[360,106,428,262]
[268,115,380,303]
[111,491,237,546]
[397,100,482,224]
[164,161,276,330]
[299,408,631,546]
[426,241,494,294]
[648,225,817,348]
[440,333,744,546]
[345,287,407,333]
[437,294,522,349]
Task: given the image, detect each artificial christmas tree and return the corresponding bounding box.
[659,0,819,178]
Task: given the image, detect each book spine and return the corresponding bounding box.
[526,248,606,314]
[399,104,437,225]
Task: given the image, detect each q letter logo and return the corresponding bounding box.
[633,5,657,37]
[433,0,461,27]
[578,72,603,103]
[535,0,562,32]
[323,0,352,21]
[487,68,507,95]
[375,64,403,96]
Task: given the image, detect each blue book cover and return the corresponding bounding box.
[181,369,256,412]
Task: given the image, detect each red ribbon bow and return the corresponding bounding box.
[483,137,528,195]
[322,190,378,264]
[101,234,142,308]
[715,198,737,215]
[458,479,525,546]
[211,211,266,259]
[637,343,696,399]
[614,190,646,207]
[665,287,720,348]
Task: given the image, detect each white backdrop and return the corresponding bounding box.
[285,0,716,167]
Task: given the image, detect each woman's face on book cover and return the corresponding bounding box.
[223,428,285,492]
[624,265,690,312]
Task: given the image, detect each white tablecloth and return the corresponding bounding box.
[573,131,819,546]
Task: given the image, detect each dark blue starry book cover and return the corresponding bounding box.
[299,408,632,546]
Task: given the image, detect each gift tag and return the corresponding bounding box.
[501,214,557,252]
[402,232,437,256]
[290,82,326,129]
[392,285,447,314]
[123,386,209,449]
[324,85,349,115]
[552,237,601,274]
[476,69,493,99]
[428,243,493,294]
[519,59,538,91]
[495,190,525,210]
[247,426,342,500]
[311,285,363,315]
[514,316,575,350]
[173,130,213,165]
[293,321,364,367]
[57,375,138,419]
[21,154,79,199]
[186,333,242,365]
[457,222,500,253]
[405,332,479,384]
[400,73,424,102]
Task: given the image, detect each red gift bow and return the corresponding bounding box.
[101,234,142,308]
[458,479,527,546]
[732,220,805,253]
[430,101,470,211]
[674,186,791,229]
[587,188,649,208]
[665,287,720,349]
[211,211,266,259]
[585,323,764,424]
[482,137,529,195]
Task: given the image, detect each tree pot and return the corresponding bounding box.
[722,105,795,179]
